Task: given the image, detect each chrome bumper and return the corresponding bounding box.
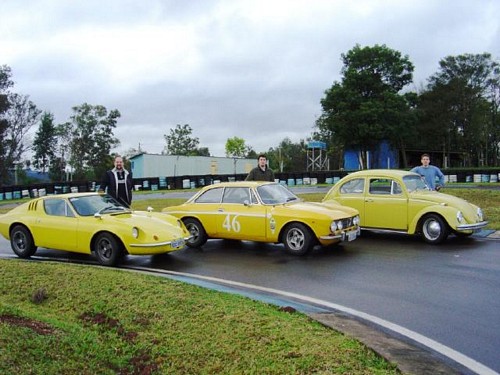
[130,236,191,248]
[320,227,360,241]
[456,221,488,232]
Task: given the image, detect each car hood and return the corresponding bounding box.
[284,201,359,218]
[410,190,480,218]
[102,211,184,232]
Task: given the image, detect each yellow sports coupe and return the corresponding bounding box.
[323,169,488,244]
[0,192,190,266]
[162,181,360,255]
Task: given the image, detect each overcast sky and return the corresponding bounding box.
[2,0,499,157]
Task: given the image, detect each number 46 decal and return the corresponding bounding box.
[223,214,241,232]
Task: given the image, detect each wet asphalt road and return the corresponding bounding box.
[131,234,500,373]
[1,233,499,372]
[1,185,499,372]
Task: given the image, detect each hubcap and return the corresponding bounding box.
[98,239,112,259]
[14,232,26,251]
[424,219,441,240]
[187,224,199,240]
[287,228,305,251]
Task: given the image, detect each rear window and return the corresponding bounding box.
[194,187,223,203]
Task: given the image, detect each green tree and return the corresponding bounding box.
[316,44,415,169]
[193,147,210,156]
[0,65,13,185]
[164,124,200,156]
[66,103,120,180]
[225,136,249,157]
[267,138,307,172]
[32,112,58,173]
[1,92,41,184]
[420,53,499,166]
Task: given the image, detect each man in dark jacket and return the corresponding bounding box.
[245,154,275,182]
[101,156,133,207]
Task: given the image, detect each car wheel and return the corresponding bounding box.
[93,232,122,266]
[10,225,37,258]
[283,223,313,255]
[420,214,448,244]
[183,218,208,248]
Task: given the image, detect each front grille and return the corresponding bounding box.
[341,217,356,228]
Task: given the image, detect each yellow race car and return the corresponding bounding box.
[162,181,360,255]
[323,169,488,244]
[0,192,190,266]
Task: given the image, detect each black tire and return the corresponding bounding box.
[420,214,449,244]
[282,223,313,255]
[10,225,37,258]
[93,232,122,266]
[182,218,208,248]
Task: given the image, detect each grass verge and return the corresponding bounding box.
[0,259,399,374]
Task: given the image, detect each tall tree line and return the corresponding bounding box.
[2,47,500,187]
[316,46,500,168]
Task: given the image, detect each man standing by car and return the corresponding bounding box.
[101,156,133,207]
[410,153,445,191]
[245,154,275,182]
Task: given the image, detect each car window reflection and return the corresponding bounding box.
[340,178,365,194]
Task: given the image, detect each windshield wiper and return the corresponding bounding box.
[98,205,128,214]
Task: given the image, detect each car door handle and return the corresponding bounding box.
[218,208,224,212]
[365,198,374,202]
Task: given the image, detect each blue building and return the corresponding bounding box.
[343,141,398,170]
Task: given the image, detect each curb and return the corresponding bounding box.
[309,312,469,374]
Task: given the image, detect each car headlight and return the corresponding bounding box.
[331,220,344,232]
[456,211,464,223]
[477,208,483,221]
[330,221,338,232]
[353,215,360,226]
[132,227,139,238]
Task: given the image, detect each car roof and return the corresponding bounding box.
[201,181,276,189]
[343,169,418,179]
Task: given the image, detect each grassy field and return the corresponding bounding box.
[0,260,399,374]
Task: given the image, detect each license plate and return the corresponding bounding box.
[171,238,184,248]
[347,230,357,241]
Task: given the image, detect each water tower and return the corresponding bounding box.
[307,141,329,171]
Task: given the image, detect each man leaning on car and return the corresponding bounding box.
[410,153,445,191]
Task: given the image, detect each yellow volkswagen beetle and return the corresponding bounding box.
[0,192,190,266]
[162,181,360,255]
[322,169,488,244]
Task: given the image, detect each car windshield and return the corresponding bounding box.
[256,184,299,205]
[403,175,429,192]
[69,194,129,216]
